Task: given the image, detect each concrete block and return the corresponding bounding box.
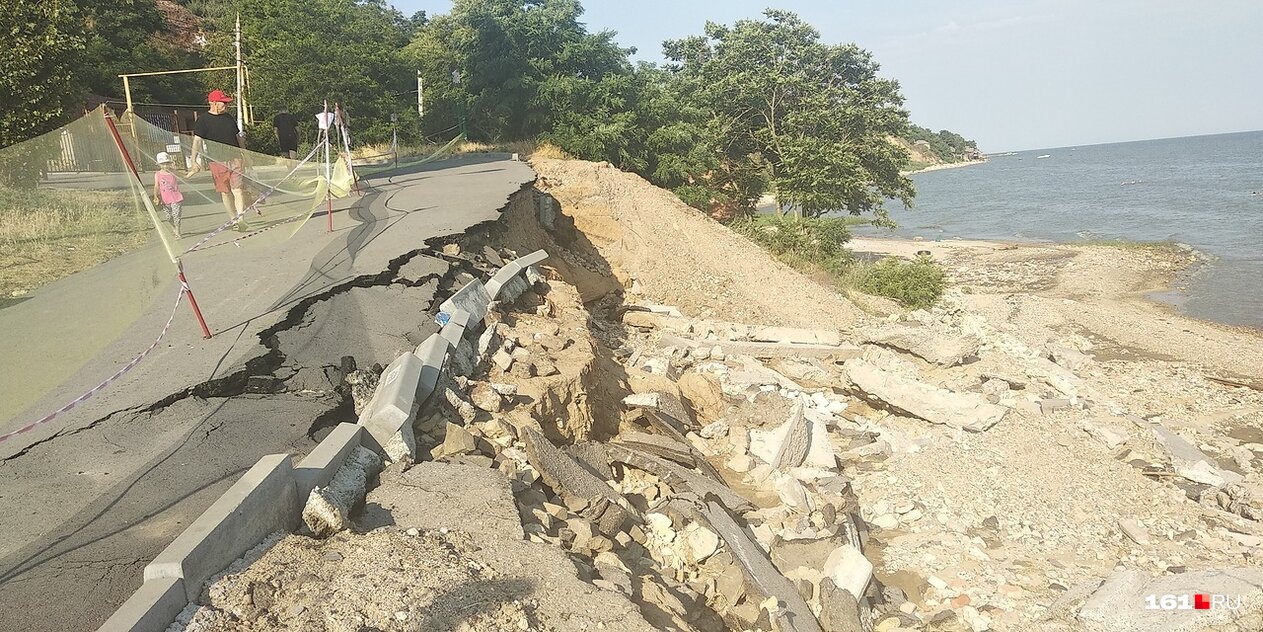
[414,333,448,397]
[496,276,531,303]
[95,576,186,632]
[486,262,522,299]
[515,249,548,268]
[358,352,425,452]
[144,454,300,601]
[439,309,472,348]
[749,326,842,347]
[438,279,490,322]
[659,334,862,361]
[295,423,364,497]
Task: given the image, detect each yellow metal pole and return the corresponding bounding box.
[123,76,133,114]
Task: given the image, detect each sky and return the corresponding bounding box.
[390,0,1263,151]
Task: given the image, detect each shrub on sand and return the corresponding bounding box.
[847,256,945,309]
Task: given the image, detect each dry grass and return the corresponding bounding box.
[0,186,152,297]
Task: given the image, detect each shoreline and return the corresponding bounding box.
[902,158,988,176]
[846,234,1263,380]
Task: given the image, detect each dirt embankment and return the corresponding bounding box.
[175,157,1263,632]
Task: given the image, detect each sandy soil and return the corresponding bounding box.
[847,236,1263,382]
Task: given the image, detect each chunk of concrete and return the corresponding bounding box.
[660,334,861,361]
[1078,568,1263,631]
[522,427,635,534]
[822,544,873,601]
[438,279,491,322]
[858,325,979,367]
[302,446,384,538]
[431,422,478,460]
[1151,424,1243,487]
[749,326,842,347]
[844,359,1006,432]
[1047,344,1092,373]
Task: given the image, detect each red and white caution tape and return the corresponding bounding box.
[0,283,188,444]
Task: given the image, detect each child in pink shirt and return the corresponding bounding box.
[154,152,184,236]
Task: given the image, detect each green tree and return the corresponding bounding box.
[76,0,208,106]
[405,0,631,142]
[0,0,85,149]
[663,9,914,220]
[0,0,86,187]
[201,0,414,144]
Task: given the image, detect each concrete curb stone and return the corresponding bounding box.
[94,576,185,632]
[295,423,365,497]
[143,454,300,601]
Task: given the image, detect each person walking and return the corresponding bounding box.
[153,152,184,236]
[187,89,249,230]
[273,106,299,160]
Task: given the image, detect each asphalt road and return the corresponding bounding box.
[0,154,535,631]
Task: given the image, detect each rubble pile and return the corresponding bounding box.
[179,168,1263,631]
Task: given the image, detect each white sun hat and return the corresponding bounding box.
[156,151,173,164]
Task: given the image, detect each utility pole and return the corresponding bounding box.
[417,71,424,120]
[234,13,244,131]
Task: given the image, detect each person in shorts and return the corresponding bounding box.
[187,89,249,231]
[153,152,184,236]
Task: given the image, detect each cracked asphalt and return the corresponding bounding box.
[0,154,535,632]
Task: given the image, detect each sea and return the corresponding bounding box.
[856,130,1263,329]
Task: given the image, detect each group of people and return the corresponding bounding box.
[152,89,304,237]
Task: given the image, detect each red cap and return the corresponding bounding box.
[207,89,233,103]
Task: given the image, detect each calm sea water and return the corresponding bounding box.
[857,130,1263,329]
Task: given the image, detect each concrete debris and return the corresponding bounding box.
[858,324,980,367]
[659,333,861,361]
[1150,423,1243,487]
[431,422,478,461]
[844,359,1007,432]
[1082,419,1129,449]
[1039,397,1073,415]
[521,427,636,535]
[606,443,754,514]
[1078,568,1263,631]
[696,496,824,632]
[822,544,873,601]
[770,401,811,472]
[678,372,726,422]
[623,392,661,409]
[1201,484,1263,521]
[470,381,505,413]
[748,326,843,347]
[301,446,384,538]
[1047,344,1093,372]
[1117,518,1150,545]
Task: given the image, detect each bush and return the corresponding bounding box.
[850,256,945,309]
[729,215,853,273]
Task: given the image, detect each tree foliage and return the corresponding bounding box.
[405,0,631,142]
[202,0,414,144]
[906,124,978,163]
[0,0,85,149]
[663,9,913,219]
[5,0,959,222]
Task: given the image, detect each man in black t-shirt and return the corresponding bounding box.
[188,89,249,230]
[273,107,299,159]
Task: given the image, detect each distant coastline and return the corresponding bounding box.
[902,158,988,176]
